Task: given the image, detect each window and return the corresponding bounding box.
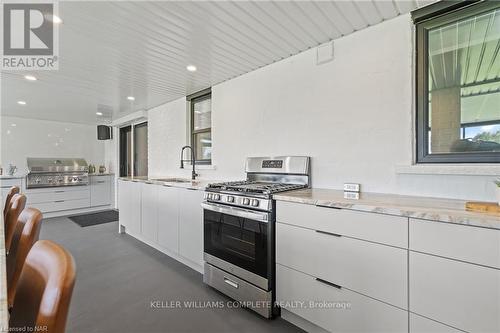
[189,89,212,164]
[119,121,148,177]
[414,1,500,163]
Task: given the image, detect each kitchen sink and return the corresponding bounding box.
[152,178,192,183]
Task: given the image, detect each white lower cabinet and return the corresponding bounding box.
[90,175,113,207]
[178,189,204,267]
[276,222,407,309]
[26,186,91,213]
[118,180,142,235]
[117,180,204,271]
[410,251,500,333]
[276,264,408,333]
[141,183,158,242]
[410,313,462,333]
[157,185,179,254]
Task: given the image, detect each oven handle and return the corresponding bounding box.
[201,202,269,223]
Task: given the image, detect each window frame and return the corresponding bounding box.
[119,121,148,177]
[415,0,500,163]
[188,89,212,165]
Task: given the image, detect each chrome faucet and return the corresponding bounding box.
[180,145,198,180]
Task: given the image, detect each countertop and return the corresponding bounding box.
[89,173,114,177]
[273,188,500,230]
[0,175,24,180]
[118,176,212,191]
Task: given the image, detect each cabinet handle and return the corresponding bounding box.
[316,204,342,210]
[315,278,342,290]
[54,190,65,193]
[97,181,106,184]
[315,230,342,237]
[54,200,65,203]
[223,277,239,289]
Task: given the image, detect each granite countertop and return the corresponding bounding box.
[118,176,214,191]
[0,215,8,332]
[89,173,115,177]
[273,188,500,230]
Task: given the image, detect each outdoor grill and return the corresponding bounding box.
[26,157,89,189]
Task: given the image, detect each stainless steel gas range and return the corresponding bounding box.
[202,156,310,318]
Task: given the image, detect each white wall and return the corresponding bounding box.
[0,116,106,174]
[147,14,498,201]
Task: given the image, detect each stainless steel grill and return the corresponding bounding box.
[26,158,89,189]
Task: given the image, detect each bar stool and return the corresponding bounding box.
[6,208,43,308]
[9,240,76,333]
[4,194,26,253]
[3,186,20,220]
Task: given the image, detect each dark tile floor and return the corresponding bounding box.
[40,217,303,333]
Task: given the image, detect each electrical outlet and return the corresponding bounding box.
[344,191,360,200]
[343,183,360,192]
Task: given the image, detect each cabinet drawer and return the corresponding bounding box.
[410,218,500,269]
[276,264,408,333]
[277,222,407,309]
[410,313,462,333]
[90,176,111,185]
[27,188,90,204]
[409,252,500,333]
[32,198,91,213]
[276,201,408,248]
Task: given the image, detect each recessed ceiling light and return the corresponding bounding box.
[96,112,103,116]
[24,75,37,81]
[17,101,26,105]
[127,96,135,101]
[186,65,197,72]
[11,124,16,127]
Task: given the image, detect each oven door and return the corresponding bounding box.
[202,202,270,288]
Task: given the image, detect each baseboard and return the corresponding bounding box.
[43,205,115,219]
[123,230,204,274]
[280,309,329,333]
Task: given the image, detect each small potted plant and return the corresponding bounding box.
[496,179,500,206]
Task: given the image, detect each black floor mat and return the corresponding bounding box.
[69,210,119,227]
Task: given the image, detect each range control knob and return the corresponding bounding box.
[251,199,260,207]
[214,194,221,201]
[226,196,235,203]
[242,198,250,205]
[206,193,213,200]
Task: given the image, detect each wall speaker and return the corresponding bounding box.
[97,125,112,140]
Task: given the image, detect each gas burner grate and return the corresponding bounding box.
[207,180,306,195]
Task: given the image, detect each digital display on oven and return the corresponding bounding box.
[262,160,283,168]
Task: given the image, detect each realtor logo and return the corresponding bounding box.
[2,2,59,70]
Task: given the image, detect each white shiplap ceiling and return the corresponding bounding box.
[1,0,437,124]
